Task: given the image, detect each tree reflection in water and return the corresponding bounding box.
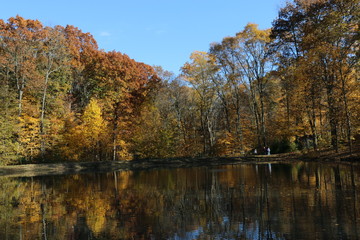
[0,162,359,239]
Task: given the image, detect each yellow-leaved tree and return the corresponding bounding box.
[18,114,41,162]
[62,98,105,161]
[82,98,104,147]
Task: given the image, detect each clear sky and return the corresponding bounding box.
[1,0,286,74]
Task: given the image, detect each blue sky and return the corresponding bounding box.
[1,0,285,74]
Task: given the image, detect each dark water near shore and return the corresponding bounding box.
[0,161,359,239]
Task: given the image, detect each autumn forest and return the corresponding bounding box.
[0,0,359,165]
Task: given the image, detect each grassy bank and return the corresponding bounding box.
[0,144,358,178]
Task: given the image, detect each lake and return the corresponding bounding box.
[0,161,359,239]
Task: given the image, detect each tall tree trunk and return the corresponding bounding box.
[235,101,243,151]
[326,82,338,152]
[286,89,291,131]
[249,83,261,147]
[40,72,50,156]
[307,86,318,151]
[258,77,267,148]
[311,102,318,151]
[112,134,117,161]
[18,87,23,116]
[16,74,25,116]
[339,68,352,153]
[112,102,120,161]
[323,60,338,152]
[207,116,215,155]
[200,107,207,155]
[260,93,266,147]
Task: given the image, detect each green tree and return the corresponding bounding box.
[0,85,18,164]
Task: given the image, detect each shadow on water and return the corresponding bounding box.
[0,162,359,239]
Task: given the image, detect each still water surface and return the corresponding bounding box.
[0,161,359,239]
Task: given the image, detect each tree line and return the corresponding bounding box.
[0,0,359,164]
[0,16,159,163]
[142,0,359,158]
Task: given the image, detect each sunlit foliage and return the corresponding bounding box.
[0,0,359,164]
[0,16,159,164]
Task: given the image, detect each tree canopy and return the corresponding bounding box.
[0,0,359,164]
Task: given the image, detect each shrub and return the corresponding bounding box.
[270,139,297,154]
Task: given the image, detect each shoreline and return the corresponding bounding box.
[0,151,359,177]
